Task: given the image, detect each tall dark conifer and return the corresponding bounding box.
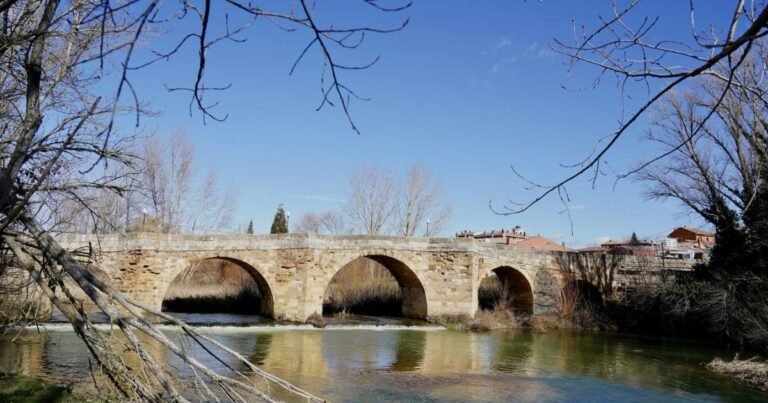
[270,205,288,234]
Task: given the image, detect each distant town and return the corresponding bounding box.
[456,226,714,261]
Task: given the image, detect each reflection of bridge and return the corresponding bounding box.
[3,325,699,401]
[56,233,666,321]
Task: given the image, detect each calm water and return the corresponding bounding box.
[2,314,767,402]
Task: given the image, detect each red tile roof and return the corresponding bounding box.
[518,236,572,252]
[679,227,714,236]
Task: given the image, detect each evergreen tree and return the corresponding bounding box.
[270,204,289,234]
[246,220,254,235]
[629,232,640,246]
[740,163,768,274]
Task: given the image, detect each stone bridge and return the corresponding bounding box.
[56,233,673,322]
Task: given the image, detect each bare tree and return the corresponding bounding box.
[345,165,398,235]
[344,164,451,236]
[318,210,348,234]
[295,210,348,234]
[294,212,323,233]
[46,130,236,235]
[46,168,139,234]
[189,169,237,233]
[626,42,768,352]
[0,0,409,400]
[395,164,451,236]
[497,1,768,216]
[141,130,235,234]
[143,131,195,233]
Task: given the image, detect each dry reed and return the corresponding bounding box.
[162,259,262,314]
[707,357,768,391]
[323,258,402,316]
[469,278,528,330]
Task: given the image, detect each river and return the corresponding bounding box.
[1,314,766,402]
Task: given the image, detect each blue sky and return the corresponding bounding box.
[124,1,736,246]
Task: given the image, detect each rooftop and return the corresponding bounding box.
[675,226,715,236]
[518,236,572,252]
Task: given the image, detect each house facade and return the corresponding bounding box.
[455,226,528,245]
[668,227,715,249]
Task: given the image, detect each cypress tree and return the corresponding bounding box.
[246,220,254,235]
[270,204,288,234]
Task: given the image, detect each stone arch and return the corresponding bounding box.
[324,254,428,319]
[162,256,274,317]
[479,266,534,313]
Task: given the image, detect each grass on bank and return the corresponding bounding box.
[706,357,768,392]
[0,372,113,403]
[0,373,68,403]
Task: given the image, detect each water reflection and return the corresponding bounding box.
[248,333,272,366]
[491,331,534,374]
[0,325,767,402]
[392,330,425,371]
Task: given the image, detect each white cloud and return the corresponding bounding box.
[524,41,555,60]
[297,195,344,203]
[491,57,518,74]
[491,37,512,54]
[533,47,556,59]
[485,38,554,77]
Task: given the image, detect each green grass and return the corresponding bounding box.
[0,373,71,402]
[0,373,111,402]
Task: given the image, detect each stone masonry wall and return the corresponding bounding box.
[54,233,683,321]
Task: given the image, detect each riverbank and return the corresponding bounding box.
[707,358,768,392]
[0,372,102,402]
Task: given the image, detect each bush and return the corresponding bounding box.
[610,272,768,354]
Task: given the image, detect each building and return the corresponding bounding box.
[578,237,658,257]
[662,227,714,260]
[577,227,714,261]
[604,245,657,257]
[455,226,528,245]
[667,227,715,249]
[600,239,655,249]
[579,244,658,257]
[577,246,605,254]
[518,236,573,252]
